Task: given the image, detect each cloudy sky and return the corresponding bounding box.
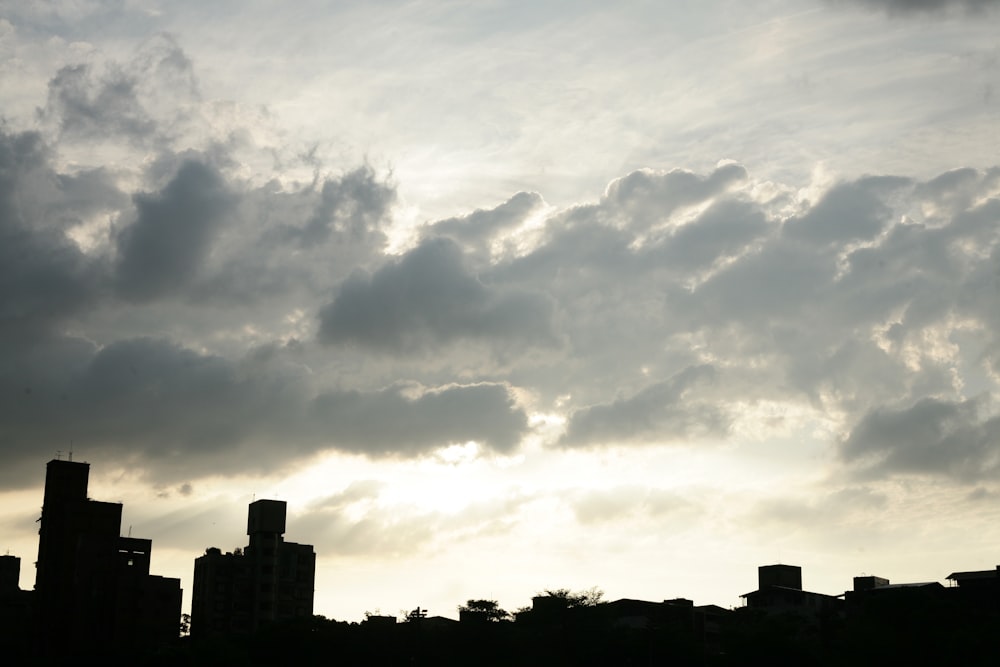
[2,0,1000,620]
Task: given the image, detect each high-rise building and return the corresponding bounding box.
[0,554,34,660]
[33,459,182,658]
[191,499,315,638]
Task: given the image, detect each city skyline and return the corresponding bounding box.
[2,0,1000,622]
[6,456,997,629]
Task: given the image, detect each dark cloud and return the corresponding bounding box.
[5,96,1000,492]
[0,336,302,485]
[560,365,729,447]
[427,191,543,250]
[837,0,1000,15]
[782,176,910,246]
[277,166,395,246]
[39,63,156,141]
[661,173,985,404]
[115,160,233,301]
[0,335,529,488]
[602,164,748,232]
[916,167,1000,217]
[0,130,117,340]
[310,381,529,456]
[491,163,1000,471]
[841,396,1000,482]
[157,164,397,307]
[317,237,557,353]
[36,34,199,146]
[649,198,770,272]
[666,234,841,335]
[493,165,751,298]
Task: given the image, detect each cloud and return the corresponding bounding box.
[317,236,557,353]
[125,500,247,553]
[753,486,889,527]
[782,176,910,246]
[836,0,1000,15]
[310,481,385,511]
[40,63,156,141]
[560,365,730,447]
[648,197,770,273]
[6,73,1000,493]
[602,163,748,232]
[36,34,199,146]
[295,486,536,558]
[426,190,544,250]
[841,396,1000,482]
[915,167,992,215]
[173,165,396,308]
[275,166,396,247]
[115,160,234,301]
[746,486,894,550]
[0,336,530,487]
[570,486,695,525]
[0,130,117,339]
[310,381,530,456]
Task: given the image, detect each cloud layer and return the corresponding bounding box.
[2,22,999,506]
[5,78,1000,492]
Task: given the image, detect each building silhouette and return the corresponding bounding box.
[0,555,34,660]
[33,458,182,659]
[191,499,315,638]
[741,564,841,616]
[10,461,1000,662]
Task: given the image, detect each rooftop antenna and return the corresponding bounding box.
[68,441,73,462]
[128,525,132,538]
[55,450,62,461]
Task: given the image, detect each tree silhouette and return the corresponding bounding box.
[458,599,510,622]
[539,587,604,607]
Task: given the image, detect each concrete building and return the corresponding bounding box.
[33,458,182,659]
[741,564,841,615]
[191,499,315,638]
[0,555,34,660]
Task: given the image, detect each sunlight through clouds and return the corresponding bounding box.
[2,0,1000,623]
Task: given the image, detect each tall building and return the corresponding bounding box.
[33,459,182,659]
[191,499,315,638]
[0,555,34,660]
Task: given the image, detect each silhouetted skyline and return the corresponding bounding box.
[2,0,1000,624]
[4,463,999,663]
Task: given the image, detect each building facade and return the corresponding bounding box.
[192,499,315,638]
[33,459,182,658]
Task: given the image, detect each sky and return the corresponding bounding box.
[2,0,1000,622]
